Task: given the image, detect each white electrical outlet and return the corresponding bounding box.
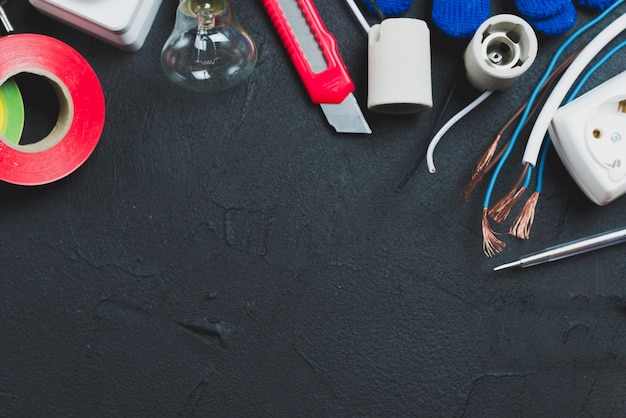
[548,70,626,206]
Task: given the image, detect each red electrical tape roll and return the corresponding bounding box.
[0,34,105,185]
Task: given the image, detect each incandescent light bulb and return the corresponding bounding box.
[161,0,257,92]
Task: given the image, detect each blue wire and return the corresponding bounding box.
[535,37,626,193]
[481,0,625,209]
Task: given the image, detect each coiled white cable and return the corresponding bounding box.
[522,12,626,166]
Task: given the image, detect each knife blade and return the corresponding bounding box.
[261,0,371,134]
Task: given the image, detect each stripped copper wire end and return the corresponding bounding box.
[472,134,501,179]
[487,164,530,223]
[462,172,484,203]
[462,134,501,203]
[509,191,540,239]
[488,186,526,223]
[482,208,506,257]
[461,174,485,203]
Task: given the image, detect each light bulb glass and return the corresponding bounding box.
[161,0,257,92]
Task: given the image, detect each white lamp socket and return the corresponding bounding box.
[367,18,432,114]
[464,14,538,91]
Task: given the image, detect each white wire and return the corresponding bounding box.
[522,12,626,166]
[426,90,494,173]
[345,0,371,34]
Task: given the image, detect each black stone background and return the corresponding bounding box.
[2,0,626,416]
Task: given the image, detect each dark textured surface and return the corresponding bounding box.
[2,1,626,416]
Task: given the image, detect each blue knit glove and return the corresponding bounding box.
[361,0,414,16]
[361,0,620,38]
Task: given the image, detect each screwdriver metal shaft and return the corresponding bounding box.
[494,226,626,271]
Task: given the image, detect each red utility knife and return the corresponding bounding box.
[261,0,371,134]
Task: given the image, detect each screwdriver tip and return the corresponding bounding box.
[493,260,521,272]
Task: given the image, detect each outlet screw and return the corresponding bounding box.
[611,133,621,143]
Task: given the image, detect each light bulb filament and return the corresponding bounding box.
[195,51,220,65]
[194,33,219,65]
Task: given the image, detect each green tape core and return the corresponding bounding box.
[0,79,25,145]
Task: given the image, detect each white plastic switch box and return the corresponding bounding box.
[549,70,626,206]
[29,0,162,51]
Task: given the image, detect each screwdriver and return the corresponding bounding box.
[0,0,13,33]
[494,226,626,271]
